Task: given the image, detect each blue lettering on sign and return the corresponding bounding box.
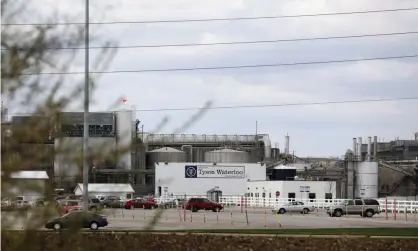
[185,165,197,178]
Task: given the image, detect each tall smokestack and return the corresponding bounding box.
[352,138,357,158]
[284,134,290,155]
[357,137,362,161]
[367,136,372,161]
[373,136,378,157]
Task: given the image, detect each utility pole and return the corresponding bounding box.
[82,0,90,211]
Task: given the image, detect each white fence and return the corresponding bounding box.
[154,195,418,214]
[218,197,418,213]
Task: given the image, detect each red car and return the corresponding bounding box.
[185,198,223,212]
[60,200,82,214]
[124,199,158,210]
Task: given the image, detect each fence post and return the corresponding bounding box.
[345,203,348,218]
[394,199,397,220]
[203,209,206,223]
[183,203,186,222]
[264,207,267,228]
[240,196,243,213]
[385,198,388,220]
[405,203,407,221]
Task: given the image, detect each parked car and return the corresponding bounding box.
[272,201,315,214]
[80,197,101,211]
[185,198,223,212]
[101,196,123,208]
[124,199,158,210]
[61,200,82,214]
[327,198,380,217]
[45,211,108,231]
[160,199,187,209]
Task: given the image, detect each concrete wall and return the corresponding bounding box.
[54,137,116,180]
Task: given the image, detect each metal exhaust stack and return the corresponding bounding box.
[357,137,362,161]
[352,138,357,158]
[367,136,372,161]
[373,136,378,158]
[284,134,290,155]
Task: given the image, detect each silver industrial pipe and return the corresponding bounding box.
[352,138,357,158]
[357,137,362,161]
[82,0,90,212]
[367,136,372,161]
[373,136,378,157]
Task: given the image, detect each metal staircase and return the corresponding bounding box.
[377,159,415,177]
[373,157,416,195]
[386,174,408,194]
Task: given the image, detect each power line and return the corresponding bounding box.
[8,97,418,116]
[19,54,418,76]
[4,31,418,51]
[2,7,418,26]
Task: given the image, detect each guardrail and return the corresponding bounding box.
[154,196,418,214]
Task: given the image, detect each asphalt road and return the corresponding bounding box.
[2,207,417,230]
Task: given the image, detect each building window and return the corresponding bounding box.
[262,192,266,198]
[269,192,272,198]
[325,193,332,202]
[250,193,253,197]
[308,193,316,202]
[288,193,295,201]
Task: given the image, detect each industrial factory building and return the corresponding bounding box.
[2,101,417,199]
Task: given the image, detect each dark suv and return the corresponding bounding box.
[327,198,380,217]
[185,198,223,212]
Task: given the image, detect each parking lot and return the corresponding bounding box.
[2,206,417,230]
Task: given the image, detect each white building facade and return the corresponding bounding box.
[154,162,266,198]
[246,180,337,201]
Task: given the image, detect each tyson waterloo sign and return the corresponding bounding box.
[184,165,246,179]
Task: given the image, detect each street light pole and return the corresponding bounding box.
[82,0,90,211]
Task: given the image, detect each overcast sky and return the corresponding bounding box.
[8,0,418,157]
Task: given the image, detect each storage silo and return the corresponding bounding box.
[148,147,187,163]
[204,149,250,163]
[271,165,297,181]
[355,162,378,198]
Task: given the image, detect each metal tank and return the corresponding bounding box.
[354,162,378,198]
[148,147,187,163]
[115,106,134,169]
[204,149,250,163]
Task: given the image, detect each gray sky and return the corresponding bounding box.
[9,0,418,156]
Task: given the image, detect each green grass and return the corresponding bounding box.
[91,228,418,236]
